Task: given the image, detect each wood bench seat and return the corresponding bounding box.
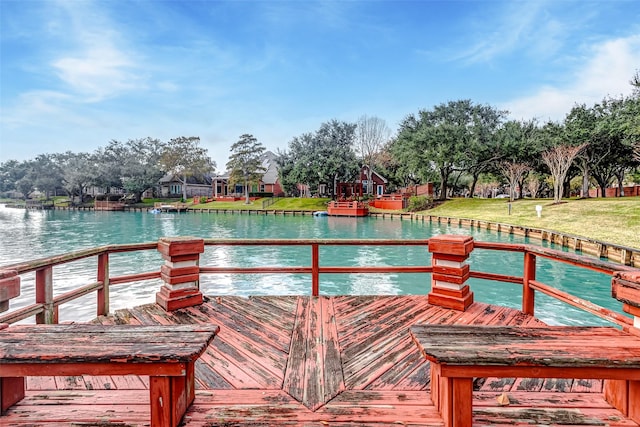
[0,323,219,427]
[410,324,640,427]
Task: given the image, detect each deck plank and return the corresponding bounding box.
[281,296,345,410]
[188,302,288,381]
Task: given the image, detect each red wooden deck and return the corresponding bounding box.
[327,201,369,216]
[4,295,638,426]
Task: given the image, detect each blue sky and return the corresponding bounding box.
[1,0,639,170]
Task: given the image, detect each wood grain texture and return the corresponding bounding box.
[410,325,640,369]
[0,324,219,365]
[2,296,637,426]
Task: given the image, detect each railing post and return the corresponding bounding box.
[607,272,640,425]
[36,266,56,324]
[311,244,319,297]
[427,235,474,311]
[97,253,110,316]
[0,270,20,314]
[612,271,640,330]
[156,237,204,311]
[522,251,536,315]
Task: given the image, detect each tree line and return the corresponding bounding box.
[387,93,639,202]
[276,91,639,202]
[2,76,639,204]
[0,136,215,203]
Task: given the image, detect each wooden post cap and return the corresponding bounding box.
[428,235,474,256]
[158,237,205,257]
[0,270,18,280]
[612,271,640,309]
[614,271,640,283]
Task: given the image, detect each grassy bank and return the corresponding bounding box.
[191,197,330,211]
[424,197,640,249]
[190,196,639,249]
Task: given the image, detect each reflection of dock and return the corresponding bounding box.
[25,200,54,210]
[94,201,125,211]
[153,202,189,212]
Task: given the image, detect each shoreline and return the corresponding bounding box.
[8,203,640,267]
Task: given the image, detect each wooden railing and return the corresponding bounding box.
[0,238,638,329]
[472,242,637,329]
[0,243,158,325]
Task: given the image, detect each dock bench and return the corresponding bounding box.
[410,324,640,427]
[0,323,219,427]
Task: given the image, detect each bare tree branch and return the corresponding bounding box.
[355,115,391,195]
[541,144,586,203]
[498,162,530,201]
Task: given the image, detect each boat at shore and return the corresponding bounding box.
[1,235,639,426]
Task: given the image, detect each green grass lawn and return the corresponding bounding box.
[269,197,330,211]
[425,197,640,249]
[191,199,264,210]
[190,197,330,211]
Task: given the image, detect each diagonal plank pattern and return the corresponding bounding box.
[7,295,631,426]
[283,296,345,410]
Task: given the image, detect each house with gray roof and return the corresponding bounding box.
[212,151,283,198]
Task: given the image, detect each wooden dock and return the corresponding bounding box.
[327,200,369,216]
[4,295,636,426]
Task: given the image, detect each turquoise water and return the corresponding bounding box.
[0,205,621,326]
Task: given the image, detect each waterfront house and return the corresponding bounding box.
[358,165,388,196]
[212,151,284,198]
[159,173,213,198]
[323,166,389,199]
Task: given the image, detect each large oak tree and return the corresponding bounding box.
[159,136,215,201]
[226,134,266,204]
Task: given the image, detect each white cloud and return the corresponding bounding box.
[52,44,142,102]
[0,90,76,131]
[503,34,640,122]
[43,1,144,102]
[454,1,553,64]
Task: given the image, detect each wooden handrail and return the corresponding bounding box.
[0,238,637,328]
[473,241,637,274]
[529,279,634,329]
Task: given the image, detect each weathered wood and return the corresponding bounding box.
[4,296,637,426]
[1,324,218,427]
[411,324,640,427]
[410,325,640,370]
[282,296,345,410]
[0,324,217,365]
[474,391,613,408]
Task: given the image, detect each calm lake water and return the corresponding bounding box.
[0,204,620,326]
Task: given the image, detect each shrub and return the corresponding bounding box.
[406,195,433,212]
